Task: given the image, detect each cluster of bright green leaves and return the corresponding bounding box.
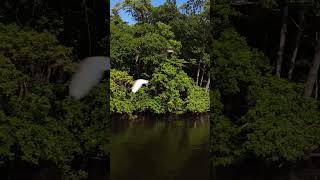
[110,58,209,114]
[110,64,209,114]
[150,60,209,114]
[186,85,210,113]
[110,69,135,114]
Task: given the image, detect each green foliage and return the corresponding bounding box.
[111,11,210,114]
[60,164,88,180]
[186,85,210,113]
[243,77,320,162]
[212,28,269,95]
[0,23,109,178]
[122,0,153,23]
[211,27,320,166]
[211,115,242,166]
[110,64,209,114]
[149,60,209,114]
[0,23,75,77]
[210,0,235,37]
[152,0,181,23]
[260,0,279,9]
[110,69,135,114]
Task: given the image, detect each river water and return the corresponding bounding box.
[110,113,210,180]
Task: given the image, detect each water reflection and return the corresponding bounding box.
[110,114,210,180]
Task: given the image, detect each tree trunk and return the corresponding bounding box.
[83,0,92,56]
[304,37,320,97]
[275,4,289,78]
[200,65,206,86]
[205,75,210,92]
[41,66,46,82]
[316,78,318,99]
[288,10,304,80]
[196,62,201,85]
[30,64,34,77]
[32,0,36,16]
[135,53,139,78]
[46,65,51,82]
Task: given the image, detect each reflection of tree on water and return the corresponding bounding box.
[193,115,207,128]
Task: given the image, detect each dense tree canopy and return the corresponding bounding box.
[211,0,320,167]
[0,22,109,179]
[0,0,109,179]
[110,0,210,115]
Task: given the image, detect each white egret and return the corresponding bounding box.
[69,56,110,100]
[131,79,149,93]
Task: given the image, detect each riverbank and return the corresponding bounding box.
[111,112,211,121]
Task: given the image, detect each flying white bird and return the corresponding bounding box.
[69,56,110,100]
[131,79,149,93]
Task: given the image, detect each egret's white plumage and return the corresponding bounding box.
[69,56,110,100]
[131,79,149,93]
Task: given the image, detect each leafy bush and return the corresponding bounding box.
[110,19,209,114]
[110,62,210,114]
[0,23,109,178]
[211,29,320,166]
[243,77,320,162]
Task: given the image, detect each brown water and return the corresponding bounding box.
[110,114,210,180]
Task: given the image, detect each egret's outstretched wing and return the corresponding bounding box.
[69,56,110,100]
[131,82,143,93]
[131,79,149,93]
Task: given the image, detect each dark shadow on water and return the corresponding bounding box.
[210,157,320,180]
[0,156,110,180]
[111,113,210,180]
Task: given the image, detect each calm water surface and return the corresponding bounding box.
[110,114,210,180]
